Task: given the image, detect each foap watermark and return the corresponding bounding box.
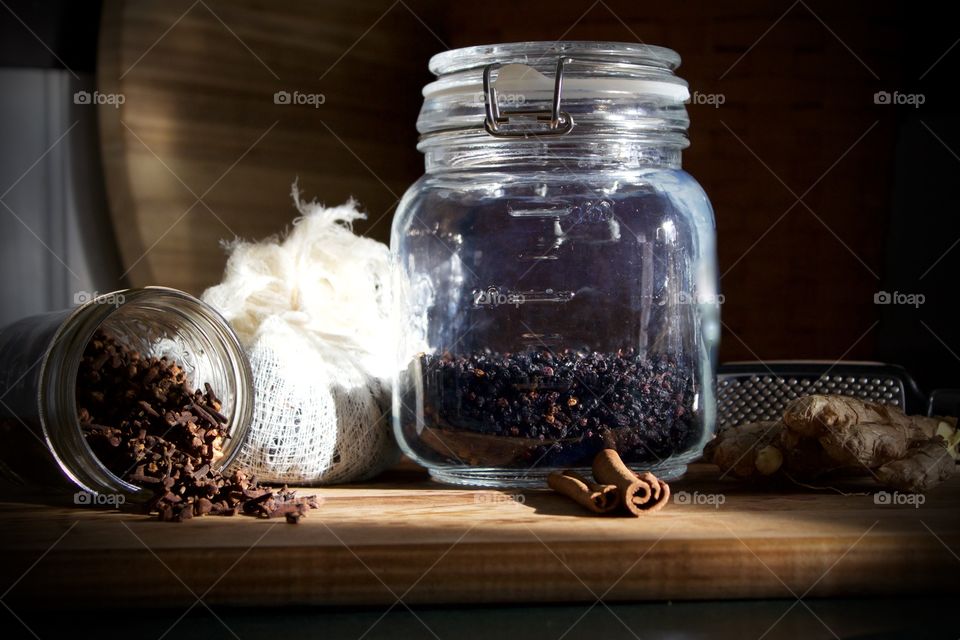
[474,492,526,506]
[874,290,925,308]
[74,290,126,308]
[74,90,125,108]
[74,490,126,507]
[471,91,527,107]
[687,91,725,108]
[874,490,924,508]
[274,90,326,108]
[674,490,726,508]
[874,90,925,108]
[473,287,526,309]
[673,291,726,306]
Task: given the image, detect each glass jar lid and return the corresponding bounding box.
[418,41,690,144]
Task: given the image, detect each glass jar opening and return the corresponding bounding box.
[417,41,691,169]
[428,41,682,76]
[39,288,253,497]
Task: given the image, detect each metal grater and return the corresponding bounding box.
[716,361,926,430]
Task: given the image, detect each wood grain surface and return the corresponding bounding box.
[97,0,437,294]
[1,463,957,608]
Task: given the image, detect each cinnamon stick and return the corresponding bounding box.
[592,449,671,515]
[547,470,620,513]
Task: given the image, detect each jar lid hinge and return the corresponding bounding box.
[483,56,575,138]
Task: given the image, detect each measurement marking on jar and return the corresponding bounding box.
[507,205,572,218]
[520,332,564,346]
[518,252,560,261]
[516,289,575,303]
[473,287,574,308]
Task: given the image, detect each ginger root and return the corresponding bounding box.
[705,394,959,493]
[783,395,950,468]
[877,437,955,493]
[703,421,784,479]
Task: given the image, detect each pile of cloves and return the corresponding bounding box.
[77,329,319,523]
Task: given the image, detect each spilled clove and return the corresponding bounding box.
[77,329,321,522]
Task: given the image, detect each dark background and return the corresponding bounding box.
[2,0,959,392]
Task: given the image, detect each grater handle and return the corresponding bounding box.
[927,388,960,418]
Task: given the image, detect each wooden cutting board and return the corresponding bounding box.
[0,463,957,608]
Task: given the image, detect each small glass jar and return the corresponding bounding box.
[391,42,720,486]
[0,287,253,498]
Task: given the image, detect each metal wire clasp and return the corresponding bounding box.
[483,57,575,138]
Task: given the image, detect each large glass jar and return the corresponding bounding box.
[391,42,719,487]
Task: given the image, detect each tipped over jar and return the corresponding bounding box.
[0,287,253,498]
[391,42,720,487]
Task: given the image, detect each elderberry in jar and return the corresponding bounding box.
[391,42,719,486]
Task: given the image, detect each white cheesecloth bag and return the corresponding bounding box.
[202,188,399,484]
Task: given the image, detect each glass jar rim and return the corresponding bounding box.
[429,41,681,75]
[38,287,254,498]
[417,40,690,146]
